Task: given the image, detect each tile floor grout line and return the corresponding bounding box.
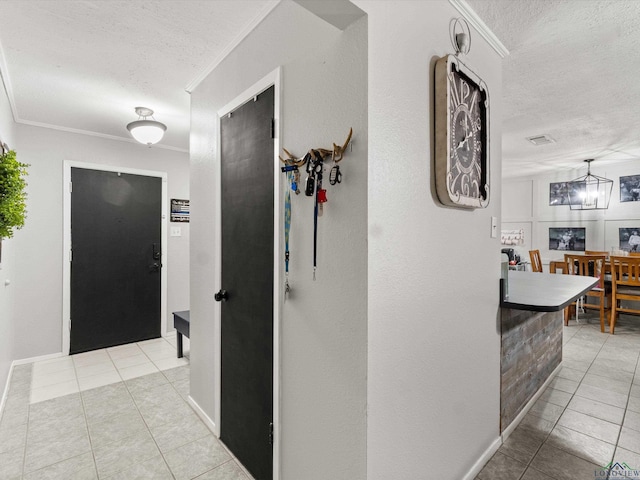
[20,363,33,479]
[512,322,611,480]
[599,327,637,480]
[610,336,640,472]
[523,319,638,480]
[123,365,178,480]
[73,352,101,479]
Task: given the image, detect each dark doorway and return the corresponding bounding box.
[70,168,162,354]
[219,86,275,480]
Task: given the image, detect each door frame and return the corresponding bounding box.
[62,161,169,355]
[215,67,281,480]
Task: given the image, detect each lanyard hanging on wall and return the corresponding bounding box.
[281,164,300,298]
[284,170,292,297]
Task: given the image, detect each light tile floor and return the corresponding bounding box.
[5,315,640,479]
[30,334,189,404]
[0,334,254,479]
[476,314,640,480]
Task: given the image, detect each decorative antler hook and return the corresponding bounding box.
[279,128,353,166]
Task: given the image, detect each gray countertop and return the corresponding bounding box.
[501,271,599,312]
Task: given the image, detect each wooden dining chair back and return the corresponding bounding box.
[585,250,609,257]
[564,254,610,332]
[529,250,543,272]
[629,252,640,257]
[610,255,640,334]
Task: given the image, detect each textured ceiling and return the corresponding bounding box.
[0,0,275,151]
[0,1,637,177]
[466,0,640,177]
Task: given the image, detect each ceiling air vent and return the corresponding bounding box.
[526,134,555,146]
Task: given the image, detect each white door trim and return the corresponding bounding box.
[215,66,282,480]
[62,161,168,355]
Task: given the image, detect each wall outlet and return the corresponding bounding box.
[170,226,182,237]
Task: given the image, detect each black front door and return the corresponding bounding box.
[70,168,162,354]
[219,86,274,480]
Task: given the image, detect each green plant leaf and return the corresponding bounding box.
[0,149,29,238]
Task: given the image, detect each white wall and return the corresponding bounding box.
[354,1,503,479]
[10,124,189,361]
[0,83,17,393]
[190,2,367,479]
[503,161,640,267]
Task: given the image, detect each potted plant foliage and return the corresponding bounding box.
[0,149,28,239]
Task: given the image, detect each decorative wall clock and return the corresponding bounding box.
[435,50,490,209]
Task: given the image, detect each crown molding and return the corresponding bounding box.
[185,0,281,93]
[449,0,509,59]
[18,118,189,153]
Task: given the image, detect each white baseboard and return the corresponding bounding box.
[13,351,64,366]
[462,436,502,480]
[2,353,64,416]
[462,361,562,479]
[188,395,219,436]
[187,395,256,479]
[0,364,13,420]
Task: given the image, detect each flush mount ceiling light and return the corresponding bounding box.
[126,107,166,146]
[567,159,613,210]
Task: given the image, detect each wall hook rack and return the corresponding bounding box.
[278,128,354,282]
[279,128,353,167]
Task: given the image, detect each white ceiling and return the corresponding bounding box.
[0,0,638,177]
[0,0,276,152]
[465,0,640,177]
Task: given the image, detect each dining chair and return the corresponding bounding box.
[609,255,640,334]
[529,250,543,272]
[585,250,609,257]
[548,259,574,323]
[564,253,611,332]
[629,252,640,257]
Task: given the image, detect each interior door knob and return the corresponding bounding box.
[214,289,229,302]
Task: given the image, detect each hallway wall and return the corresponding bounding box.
[190,2,367,478]
[353,1,504,479]
[9,124,189,361]
[0,81,17,395]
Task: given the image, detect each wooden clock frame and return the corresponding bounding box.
[434,54,490,209]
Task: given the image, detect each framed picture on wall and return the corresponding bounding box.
[549,227,586,251]
[549,182,572,206]
[619,228,640,252]
[620,175,640,202]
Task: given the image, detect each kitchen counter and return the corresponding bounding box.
[499,270,598,434]
[501,270,598,312]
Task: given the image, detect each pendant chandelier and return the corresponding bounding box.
[126,107,166,146]
[567,159,613,210]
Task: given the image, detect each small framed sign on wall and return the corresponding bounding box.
[170,199,189,223]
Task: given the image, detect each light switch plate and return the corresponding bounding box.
[491,216,498,238]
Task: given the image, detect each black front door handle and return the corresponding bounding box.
[214,289,229,302]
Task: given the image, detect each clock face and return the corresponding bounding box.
[434,55,490,209]
[449,68,485,200]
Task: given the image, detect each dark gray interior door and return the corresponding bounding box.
[219,86,274,480]
[70,168,162,354]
